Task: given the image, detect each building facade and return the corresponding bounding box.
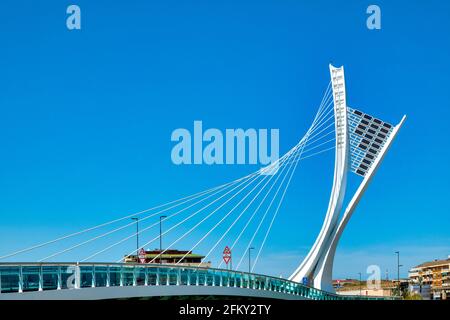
[124,249,211,268]
[409,256,450,300]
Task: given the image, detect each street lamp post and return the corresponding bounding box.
[248,247,255,274]
[131,217,139,261]
[358,272,362,296]
[159,216,167,264]
[395,251,403,295]
[230,250,232,271]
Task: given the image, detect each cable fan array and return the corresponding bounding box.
[0,83,338,273]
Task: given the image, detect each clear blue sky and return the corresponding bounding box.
[1,0,449,280]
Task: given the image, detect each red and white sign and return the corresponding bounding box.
[138,248,146,263]
[222,246,231,265]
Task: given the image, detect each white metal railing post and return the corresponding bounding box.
[74,264,80,289]
[177,269,181,286]
[187,269,191,286]
[92,265,95,288]
[119,266,124,287]
[57,266,62,290]
[18,265,23,293]
[38,265,43,291]
[144,267,148,286]
[156,268,160,286]
[106,265,110,287]
[133,266,137,286]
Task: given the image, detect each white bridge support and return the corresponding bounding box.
[289,64,406,292]
[289,65,349,288]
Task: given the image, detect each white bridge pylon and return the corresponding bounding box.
[289,64,406,292]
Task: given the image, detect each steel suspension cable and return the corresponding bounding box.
[145,153,300,264]
[180,141,306,266]
[83,171,259,262]
[119,170,265,263]
[42,174,248,262]
[216,139,307,269]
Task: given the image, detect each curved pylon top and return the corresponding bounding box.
[290,65,406,293]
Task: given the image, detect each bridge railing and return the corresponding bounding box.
[0,263,397,300]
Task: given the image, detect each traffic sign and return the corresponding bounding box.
[222,246,231,265]
[138,248,146,263]
[223,255,231,265]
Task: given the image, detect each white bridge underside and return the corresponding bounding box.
[289,64,406,292]
[0,285,310,300]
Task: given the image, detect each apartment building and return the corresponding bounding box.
[409,256,450,300]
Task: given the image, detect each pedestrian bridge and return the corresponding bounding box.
[0,65,405,301]
[0,263,395,300]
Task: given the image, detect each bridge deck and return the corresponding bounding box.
[0,263,395,300]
